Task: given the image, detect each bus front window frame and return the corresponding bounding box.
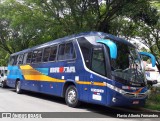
[77,36,112,78]
[109,42,145,86]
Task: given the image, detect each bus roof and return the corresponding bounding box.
[11,31,135,56]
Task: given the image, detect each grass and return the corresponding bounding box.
[145,86,160,111]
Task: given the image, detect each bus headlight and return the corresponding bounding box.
[112,97,117,102]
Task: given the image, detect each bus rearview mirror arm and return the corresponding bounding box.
[97,39,117,59]
[139,52,156,67]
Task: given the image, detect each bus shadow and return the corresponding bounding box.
[10,89,67,105]
[9,89,145,118]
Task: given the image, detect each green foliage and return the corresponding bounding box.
[0,0,50,51]
[0,0,160,66]
[145,87,160,111]
[0,48,9,66]
[150,0,160,10]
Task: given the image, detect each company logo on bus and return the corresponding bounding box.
[50,66,76,73]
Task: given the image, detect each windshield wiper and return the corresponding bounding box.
[129,54,140,83]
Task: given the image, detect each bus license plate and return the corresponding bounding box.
[133,101,139,104]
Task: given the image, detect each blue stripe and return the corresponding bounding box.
[7,75,23,80]
[35,68,49,75]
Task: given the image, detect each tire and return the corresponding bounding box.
[65,85,80,108]
[16,81,22,94]
[1,81,5,88]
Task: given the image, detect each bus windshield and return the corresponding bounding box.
[110,42,145,84]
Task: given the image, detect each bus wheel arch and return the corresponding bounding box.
[15,78,22,94]
[63,82,75,97]
[63,82,81,107]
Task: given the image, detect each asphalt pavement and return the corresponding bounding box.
[0,87,159,121]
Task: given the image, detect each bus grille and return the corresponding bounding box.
[123,93,147,98]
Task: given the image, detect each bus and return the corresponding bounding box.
[7,32,156,107]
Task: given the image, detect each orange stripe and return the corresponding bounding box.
[76,81,91,85]
[24,75,65,83]
[20,65,65,83]
[132,88,144,94]
[93,82,106,86]
[76,81,106,86]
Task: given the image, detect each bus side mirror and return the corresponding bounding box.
[139,52,156,67]
[97,39,117,59]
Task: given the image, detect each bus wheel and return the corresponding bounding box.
[65,85,80,108]
[16,81,22,94]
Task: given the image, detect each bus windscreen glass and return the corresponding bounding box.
[110,42,145,84]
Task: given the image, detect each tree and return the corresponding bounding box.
[26,0,155,33]
[137,17,160,70]
[0,48,9,66]
[0,0,50,64]
[0,0,51,51]
[0,0,159,66]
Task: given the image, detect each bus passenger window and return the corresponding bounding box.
[26,52,32,63]
[32,51,37,63]
[57,42,75,61]
[36,50,43,62]
[43,47,51,62]
[91,48,106,76]
[81,47,90,67]
[16,54,24,65]
[77,37,92,68]
[49,46,57,61]
[9,56,17,65]
[65,43,75,60]
[23,53,28,64]
[57,44,65,60]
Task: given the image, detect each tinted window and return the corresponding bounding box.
[26,52,32,63]
[32,50,42,63]
[77,37,92,68]
[32,49,43,63]
[16,54,24,65]
[109,40,144,84]
[65,43,75,60]
[49,46,57,61]
[9,56,17,65]
[32,51,37,63]
[57,44,65,60]
[57,42,75,60]
[91,48,105,76]
[23,53,28,64]
[43,47,51,62]
[37,50,43,62]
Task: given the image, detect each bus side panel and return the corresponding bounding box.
[89,85,107,105]
[7,79,15,88]
[74,41,108,105]
[19,61,66,97]
[27,80,40,92]
[73,43,90,102]
[78,84,89,102]
[55,82,64,96]
[39,82,57,95]
[7,65,23,88]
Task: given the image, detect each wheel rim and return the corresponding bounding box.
[16,81,20,92]
[67,89,76,104]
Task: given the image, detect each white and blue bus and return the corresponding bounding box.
[7,32,156,107]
